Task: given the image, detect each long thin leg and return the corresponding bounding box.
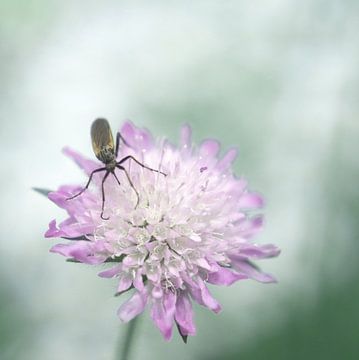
[100,171,111,220]
[116,165,140,208]
[111,170,121,187]
[115,132,130,157]
[67,167,106,200]
[117,155,166,176]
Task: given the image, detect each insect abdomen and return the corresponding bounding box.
[91,118,115,163]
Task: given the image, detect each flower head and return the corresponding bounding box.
[45,121,280,341]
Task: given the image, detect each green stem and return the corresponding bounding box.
[116,316,140,360]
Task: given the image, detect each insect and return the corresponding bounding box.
[67,118,166,220]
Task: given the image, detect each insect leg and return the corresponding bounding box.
[116,165,140,208]
[100,171,111,220]
[115,132,130,157]
[111,170,121,187]
[67,167,106,200]
[117,155,167,176]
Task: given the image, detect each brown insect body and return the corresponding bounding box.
[91,118,117,171]
[67,118,166,220]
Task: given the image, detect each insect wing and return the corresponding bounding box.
[91,118,114,160]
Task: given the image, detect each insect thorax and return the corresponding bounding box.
[97,146,116,164]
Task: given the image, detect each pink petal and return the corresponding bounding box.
[164,291,177,314]
[98,265,122,278]
[58,223,94,238]
[207,267,248,286]
[216,148,238,172]
[195,257,212,271]
[117,290,148,322]
[235,178,248,194]
[174,292,196,336]
[151,291,176,341]
[133,271,144,291]
[62,147,100,175]
[239,216,264,238]
[180,124,192,152]
[151,286,164,299]
[238,192,264,209]
[122,254,146,267]
[197,280,221,313]
[45,220,64,238]
[48,190,71,209]
[184,275,221,313]
[59,217,76,227]
[47,187,96,215]
[230,256,277,283]
[199,139,220,158]
[120,121,154,152]
[146,268,162,283]
[50,242,105,264]
[117,275,133,293]
[239,244,281,259]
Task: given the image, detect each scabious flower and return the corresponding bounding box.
[45,121,280,341]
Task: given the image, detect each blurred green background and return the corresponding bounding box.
[0,1,358,359]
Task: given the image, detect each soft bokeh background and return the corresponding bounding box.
[1,1,358,359]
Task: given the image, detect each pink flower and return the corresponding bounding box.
[45,121,280,341]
